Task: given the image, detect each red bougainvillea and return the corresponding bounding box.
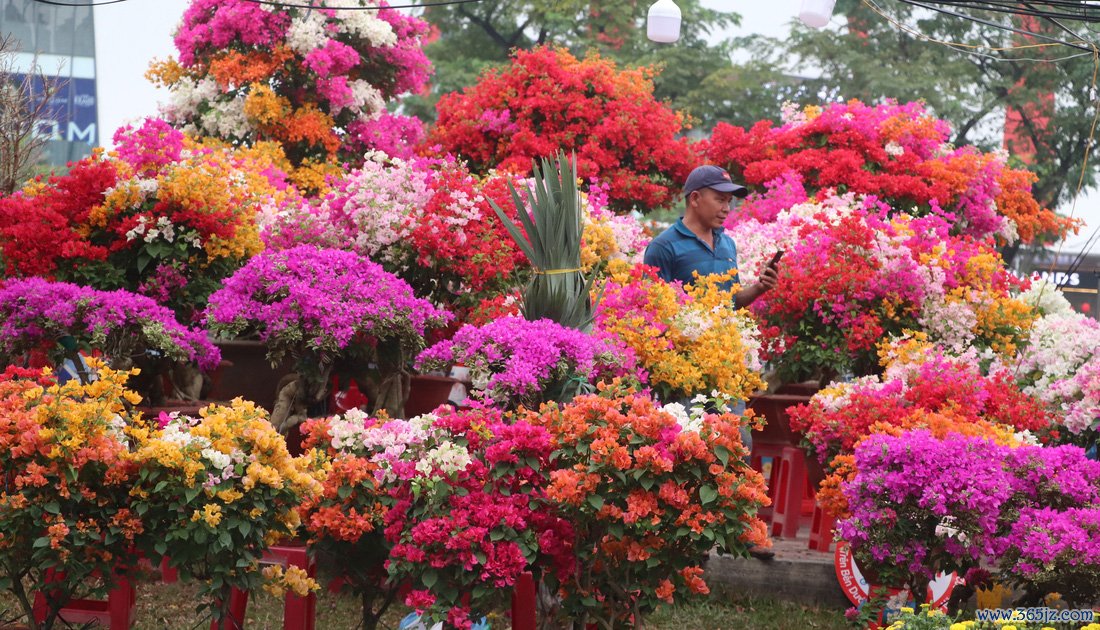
[425,46,699,212]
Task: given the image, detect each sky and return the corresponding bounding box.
[88,0,1098,252]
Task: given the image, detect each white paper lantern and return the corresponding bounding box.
[799,0,836,28]
[647,0,682,43]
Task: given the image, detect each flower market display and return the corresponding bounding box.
[0,118,292,324]
[2,0,1100,621]
[149,0,431,190]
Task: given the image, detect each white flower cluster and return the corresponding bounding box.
[1018,277,1073,317]
[884,141,905,157]
[415,441,472,478]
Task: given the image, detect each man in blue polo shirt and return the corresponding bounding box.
[645,164,780,560]
[644,164,777,305]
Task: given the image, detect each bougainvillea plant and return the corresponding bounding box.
[150,0,431,190]
[129,399,323,628]
[0,362,141,630]
[519,385,771,627]
[705,100,1078,244]
[426,46,698,212]
[0,278,220,404]
[206,246,451,427]
[594,260,764,402]
[416,316,639,410]
[0,118,294,325]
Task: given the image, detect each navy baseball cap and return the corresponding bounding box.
[683,165,749,198]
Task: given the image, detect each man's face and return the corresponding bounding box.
[688,187,736,229]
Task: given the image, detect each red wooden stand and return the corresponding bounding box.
[211,544,317,630]
[32,572,136,630]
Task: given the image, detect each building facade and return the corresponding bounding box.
[2,0,97,167]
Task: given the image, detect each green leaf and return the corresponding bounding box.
[714,445,731,468]
[587,495,604,510]
[699,485,718,506]
[42,501,60,515]
[422,569,438,589]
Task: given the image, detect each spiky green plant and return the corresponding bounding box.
[490,152,597,332]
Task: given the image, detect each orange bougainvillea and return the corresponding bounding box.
[521,384,770,626]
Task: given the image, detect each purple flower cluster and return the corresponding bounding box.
[206,246,450,359]
[839,429,1100,601]
[0,278,220,371]
[416,316,638,408]
[838,431,1013,577]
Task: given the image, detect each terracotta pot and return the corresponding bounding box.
[205,339,293,411]
[405,374,459,418]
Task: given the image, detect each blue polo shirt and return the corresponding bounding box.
[643,219,740,289]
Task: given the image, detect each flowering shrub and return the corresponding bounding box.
[303,406,573,629]
[0,278,219,402]
[129,398,322,627]
[726,193,1036,382]
[0,119,292,323]
[705,100,1078,244]
[261,157,529,327]
[415,316,639,409]
[594,260,764,402]
[0,361,141,630]
[150,0,431,189]
[298,414,394,630]
[427,46,698,211]
[838,431,1014,603]
[790,342,1048,478]
[520,387,771,627]
[206,246,451,425]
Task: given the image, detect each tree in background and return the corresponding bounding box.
[725,0,1100,217]
[0,34,63,195]
[425,46,698,212]
[403,0,750,131]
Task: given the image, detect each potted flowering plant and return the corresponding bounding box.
[519,386,772,627]
[0,278,220,404]
[594,260,765,403]
[996,445,1100,607]
[304,405,574,629]
[415,315,639,410]
[128,398,323,629]
[0,361,142,630]
[150,0,432,190]
[206,245,451,429]
[428,46,697,211]
[837,431,1014,604]
[297,412,396,630]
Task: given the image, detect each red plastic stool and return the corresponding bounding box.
[767,445,808,538]
[808,501,836,552]
[33,571,136,630]
[212,544,317,630]
[749,442,786,523]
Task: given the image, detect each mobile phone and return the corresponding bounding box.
[768,250,784,268]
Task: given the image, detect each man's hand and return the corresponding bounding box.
[758,263,779,292]
[733,261,780,309]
